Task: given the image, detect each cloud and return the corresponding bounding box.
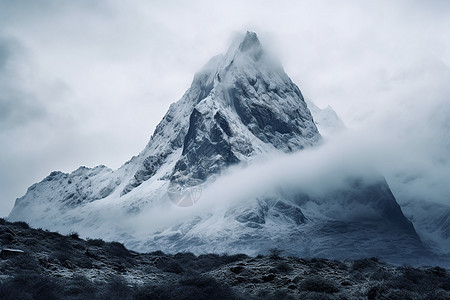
[0,35,73,214]
[118,129,389,239]
[352,58,450,204]
[0,36,47,128]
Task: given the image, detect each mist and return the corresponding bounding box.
[119,132,387,239]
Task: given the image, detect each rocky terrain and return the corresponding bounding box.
[1,219,449,299]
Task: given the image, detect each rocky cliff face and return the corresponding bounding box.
[128,31,320,190]
[8,32,430,264]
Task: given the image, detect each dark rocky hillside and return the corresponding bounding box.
[0,219,449,299]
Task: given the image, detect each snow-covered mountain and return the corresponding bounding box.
[305,99,345,137]
[400,199,450,256]
[9,32,438,264]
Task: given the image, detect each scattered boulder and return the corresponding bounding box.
[0,248,24,258]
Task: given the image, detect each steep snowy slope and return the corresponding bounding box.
[8,32,431,264]
[305,99,346,137]
[401,200,450,255]
[305,101,450,257]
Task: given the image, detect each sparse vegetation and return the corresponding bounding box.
[268,248,282,259]
[351,257,379,271]
[274,261,293,273]
[299,276,340,294]
[11,220,30,229]
[86,238,105,247]
[68,231,80,240]
[0,219,449,299]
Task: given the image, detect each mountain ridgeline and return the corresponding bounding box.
[8,32,443,265]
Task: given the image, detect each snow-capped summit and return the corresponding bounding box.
[239,31,261,50]
[9,32,438,265]
[122,31,320,193]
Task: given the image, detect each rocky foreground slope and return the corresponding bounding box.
[1,219,449,300]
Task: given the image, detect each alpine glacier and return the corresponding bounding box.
[9,32,442,265]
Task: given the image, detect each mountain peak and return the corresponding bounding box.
[168,31,321,185]
[222,31,263,63]
[11,30,322,211]
[238,31,261,52]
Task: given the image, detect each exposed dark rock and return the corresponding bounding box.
[171,108,240,185]
[121,154,166,195]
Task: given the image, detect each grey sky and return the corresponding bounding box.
[0,0,449,216]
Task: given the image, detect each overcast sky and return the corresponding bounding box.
[1,0,449,216]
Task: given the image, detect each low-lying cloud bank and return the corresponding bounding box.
[129,77,450,236]
[124,132,392,237]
